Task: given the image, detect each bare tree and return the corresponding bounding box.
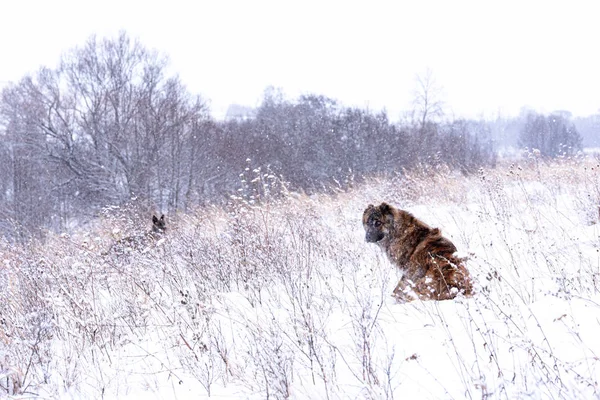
[412,68,445,131]
[0,32,212,236]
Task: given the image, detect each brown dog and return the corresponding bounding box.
[363,203,473,302]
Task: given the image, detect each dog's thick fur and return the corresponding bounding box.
[363,203,473,302]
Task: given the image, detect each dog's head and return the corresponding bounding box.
[152,214,166,234]
[362,203,393,243]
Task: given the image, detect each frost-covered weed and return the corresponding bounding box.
[1,159,600,398]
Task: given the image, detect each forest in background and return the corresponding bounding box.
[0,32,595,240]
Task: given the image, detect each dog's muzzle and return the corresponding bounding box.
[365,231,384,243]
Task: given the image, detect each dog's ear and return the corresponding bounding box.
[379,202,392,215]
[152,215,158,224]
[160,214,165,221]
[379,203,395,223]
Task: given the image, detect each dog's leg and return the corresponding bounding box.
[392,278,419,302]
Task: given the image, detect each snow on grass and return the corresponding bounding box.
[2,157,600,399]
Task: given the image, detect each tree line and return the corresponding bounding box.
[0,32,586,240]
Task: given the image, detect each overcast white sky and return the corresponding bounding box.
[1,0,598,120]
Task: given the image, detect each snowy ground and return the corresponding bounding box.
[2,157,600,399]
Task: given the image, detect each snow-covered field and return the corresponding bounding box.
[3,157,600,399]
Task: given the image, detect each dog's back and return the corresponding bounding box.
[397,217,472,301]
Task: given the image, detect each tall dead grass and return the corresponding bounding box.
[1,156,600,398]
